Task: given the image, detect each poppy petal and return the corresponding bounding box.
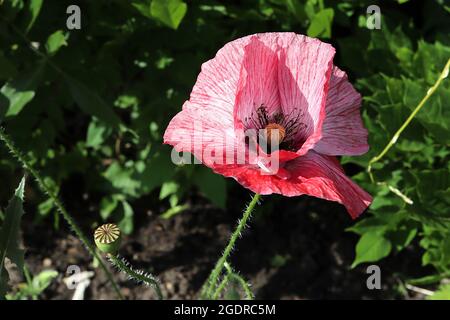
[314,67,369,155]
[164,101,239,166]
[212,150,372,219]
[278,36,335,155]
[234,35,282,129]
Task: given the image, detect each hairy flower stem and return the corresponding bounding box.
[0,128,123,300]
[367,58,450,183]
[212,262,254,300]
[108,254,163,299]
[212,273,231,300]
[224,262,254,300]
[201,193,261,299]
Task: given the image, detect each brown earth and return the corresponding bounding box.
[15,183,430,300]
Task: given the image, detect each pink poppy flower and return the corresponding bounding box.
[164,33,372,219]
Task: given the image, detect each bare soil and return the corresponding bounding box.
[17,183,429,300]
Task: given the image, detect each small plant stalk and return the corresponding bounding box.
[212,262,254,300]
[224,262,254,300]
[0,128,123,299]
[367,58,450,183]
[107,254,163,300]
[201,193,260,299]
[212,273,231,300]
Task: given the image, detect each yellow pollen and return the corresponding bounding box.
[264,123,286,144]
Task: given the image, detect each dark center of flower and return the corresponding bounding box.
[243,105,307,151]
[264,123,286,144]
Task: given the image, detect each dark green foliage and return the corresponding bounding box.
[0,177,26,299]
[0,0,449,294]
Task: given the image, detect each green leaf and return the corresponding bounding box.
[410,41,450,84]
[0,51,18,80]
[286,0,307,21]
[86,120,111,148]
[194,167,226,208]
[150,0,187,29]
[100,196,119,221]
[30,270,58,295]
[408,272,450,286]
[428,284,450,300]
[37,198,54,218]
[24,0,44,33]
[160,204,189,219]
[6,269,58,300]
[388,225,417,251]
[159,181,179,200]
[0,177,26,298]
[103,162,140,197]
[307,8,334,38]
[351,232,392,268]
[134,150,176,195]
[401,77,450,144]
[118,200,134,235]
[270,254,290,268]
[346,217,387,236]
[66,76,121,129]
[413,169,450,219]
[131,0,152,18]
[45,30,67,56]
[0,62,45,119]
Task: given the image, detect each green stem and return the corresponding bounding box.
[224,262,254,300]
[213,262,254,300]
[0,128,123,300]
[212,273,231,300]
[201,193,261,299]
[367,58,450,183]
[108,254,163,300]
[22,265,37,300]
[228,274,254,300]
[407,271,450,286]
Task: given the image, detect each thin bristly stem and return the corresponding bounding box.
[224,262,254,300]
[201,193,261,299]
[108,254,163,300]
[223,261,234,274]
[0,128,123,300]
[367,58,450,183]
[212,273,231,300]
[212,262,254,300]
[231,273,254,300]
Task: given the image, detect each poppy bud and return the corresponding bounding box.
[94,223,121,254]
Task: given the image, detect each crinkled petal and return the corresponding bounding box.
[164,36,250,164]
[234,36,282,128]
[314,67,369,155]
[188,32,296,128]
[165,33,298,166]
[212,150,372,219]
[277,36,335,155]
[164,101,239,167]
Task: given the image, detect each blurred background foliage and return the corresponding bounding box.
[0,0,449,297]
